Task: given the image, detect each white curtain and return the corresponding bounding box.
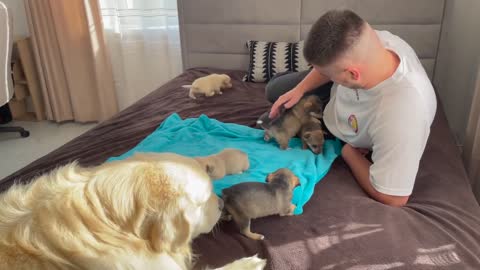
[99,0,182,110]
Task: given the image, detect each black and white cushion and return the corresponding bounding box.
[244,40,311,83]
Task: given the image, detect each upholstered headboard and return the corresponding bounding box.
[178,0,445,80]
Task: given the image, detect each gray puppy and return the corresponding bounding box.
[256,95,323,149]
[222,168,300,240]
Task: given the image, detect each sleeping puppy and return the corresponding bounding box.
[195,148,250,180]
[299,116,325,154]
[222,168,300,240]
[0,152,265,270]
[257,95,323,149]
[183,74,232,99]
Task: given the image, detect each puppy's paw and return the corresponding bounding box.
[221,213,232,221]
[213,254,266,270]
[288,204,296,216]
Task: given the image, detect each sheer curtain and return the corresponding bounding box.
[24,0,118,122]
[99,0,182,110]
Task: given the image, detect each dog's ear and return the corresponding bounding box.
[171,212,192,252]
[266,173,274,183]
[303,132,311,139]
[149,210,192,255]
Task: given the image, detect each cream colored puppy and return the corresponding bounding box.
[183,74,232,99]
[195,148,250,180]
[0,152,265,270]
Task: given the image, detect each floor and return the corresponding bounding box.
[0,121,96,180]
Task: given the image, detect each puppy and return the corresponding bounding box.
[183,74,232,99]
[222,168,300,240]
[195,148,249,180]
[0,152,265,270]
[257,95,323,149]
[299,116,325,154]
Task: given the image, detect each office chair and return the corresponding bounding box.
[0,1,29,138]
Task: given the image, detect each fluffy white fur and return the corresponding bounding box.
[183,74,232,99]
[0,152,265,270]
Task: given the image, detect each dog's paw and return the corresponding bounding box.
[214,254,266,270]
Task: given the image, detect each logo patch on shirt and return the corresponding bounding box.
[348,114,359,134]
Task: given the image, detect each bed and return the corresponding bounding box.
[2,0,480,269]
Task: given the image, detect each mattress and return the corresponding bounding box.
[1,68,479,269]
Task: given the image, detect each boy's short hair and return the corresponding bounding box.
[304,10,365,67]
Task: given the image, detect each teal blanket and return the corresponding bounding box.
[108,113,341,215]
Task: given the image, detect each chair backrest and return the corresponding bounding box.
[0,1,13,107]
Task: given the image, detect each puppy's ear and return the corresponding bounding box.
[304,101,313,109]
[206,163,215,175]
[292,176,300,187]
[303,132,311,139]
[310,112,323,120]
[266,173,274,183]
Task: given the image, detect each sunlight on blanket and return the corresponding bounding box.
[414,244,460,266]
[307,223,384,254]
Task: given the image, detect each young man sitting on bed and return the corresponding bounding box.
[267,10,437,207]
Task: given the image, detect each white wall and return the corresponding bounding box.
[434,0,480,147]
[1,0,29,38]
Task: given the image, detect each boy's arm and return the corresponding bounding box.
[341,144,409,207]
[344,94,429,207]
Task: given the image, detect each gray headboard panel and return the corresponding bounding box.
[178,0,445,80]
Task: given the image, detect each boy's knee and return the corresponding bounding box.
[265,81,279,103]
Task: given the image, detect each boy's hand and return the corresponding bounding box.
[269,88,303,118]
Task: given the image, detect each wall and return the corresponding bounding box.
[1,0,29,38]
[434,0,480,147]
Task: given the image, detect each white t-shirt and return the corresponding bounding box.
[323,30,437,196]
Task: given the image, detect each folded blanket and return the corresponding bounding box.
[108,113,341,215]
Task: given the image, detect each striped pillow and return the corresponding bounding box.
[243,40,311,83]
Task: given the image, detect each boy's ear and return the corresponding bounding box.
[346,67,360,81]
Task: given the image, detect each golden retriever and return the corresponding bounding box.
[0,152,266,270]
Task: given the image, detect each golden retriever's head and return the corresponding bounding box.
[92,152,223,267]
